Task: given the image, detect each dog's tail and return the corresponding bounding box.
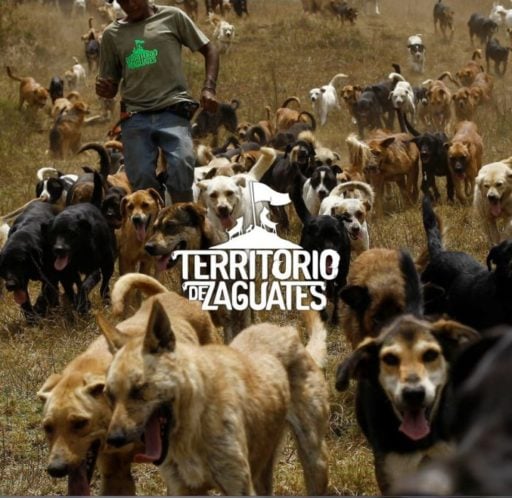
[388,72,406,83]
[265,105,272,122]
[230,99,240,110]
[72,56,79,65]
[346,133,371,173]
[88,16,94,29]
[246,146,277,180]
[302,310,327,369]
[437,71,460,86]
[196,144,214,165]
[328,73,349,88]
[245,125,267,145]
[5,66,22,82]
[422,196,444,258]
[78,142,113,177]
[112,273,168,317]
[104,139,124,151]
[472,49,482,61]
[330,180,375,206]
[297,129,317,148]
[400,249,424,316]
[280,96,301,109]
[49,126,62,158]
[37,167,61,181]
[298,111,316,131]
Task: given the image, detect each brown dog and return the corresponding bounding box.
[38,273,218,496]
[340,84,362,122]
[49,101,90,159]
[455,50,484,86]
[118,188,164,277]
[446,120,483,204]
[364,131,419,216]
[452,86,480,121]
[50,91,82,119]
[102,298,329,495]
[6,66,49,110]
[422,72,455,131]
[274,96,316,131]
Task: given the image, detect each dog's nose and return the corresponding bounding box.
[402,386,425,408]
[145,242,157,255]
[53,245,67,257]
[47,459,70,478]
[106,429,128,448]
[132,215,144,225]
[217,205,230,217]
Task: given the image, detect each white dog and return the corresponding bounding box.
[474,158,512,247]
[309,73,349,126]
[319,181,374,256]
[490,3,512,27]
[407,34,426,74]
[389,72,416,123]
[64,57,86,91]
[209,13,235,54]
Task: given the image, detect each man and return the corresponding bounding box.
[96,0,219,203]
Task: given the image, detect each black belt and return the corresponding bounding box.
[135,101,199,120]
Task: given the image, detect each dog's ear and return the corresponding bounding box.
[340,285,371,312]
[204,167,219,180]
[143,299,176,354]
[37,373,63,402]
[183,203,206,226]
[120,196,129,219]
[331,164,343,175]
[430,319,480,362]
[235,176,247,188]
[83,373,106,398]
[96,312,125,354]
[486,242,509,270]
[335,338,379,391]
[147,188,164,209]
[379,137,395,149]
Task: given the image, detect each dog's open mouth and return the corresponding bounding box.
[154,241,187,272]
[67,439,100,496]
[54,252,70,271]
[134,405,173,466]
[217,212,235,230]
[133,216,151,243]
[489,197,502,217]
[399,407,431,441]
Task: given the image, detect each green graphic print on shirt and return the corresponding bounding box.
[126,40,159,70]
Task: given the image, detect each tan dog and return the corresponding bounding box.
[274,96,316,131]
[452,86,480,121]
[422,72,455,131]
[6,66,49,110]
[102,299,329,495]
[38,273,218,496]
[474,158,512,246]
[365,131,419,216]
[455,50,484,86]
[49,100,90,159]
[340,85,362,123]
[446,120,483,204]
[470,71,494,103]
[118,188,164,277]
[50,91,82,118]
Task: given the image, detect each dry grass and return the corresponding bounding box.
[0,0,508,494]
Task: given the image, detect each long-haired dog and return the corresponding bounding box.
[209,13,235,54]
[102,298,329,495]
[6,66,49,110]
[445,120,483,204]
[309,73,349,126]
[474,157,512,247]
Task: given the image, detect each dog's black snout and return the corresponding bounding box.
[47,460,70,478]
[5,279,18,291]
[402,386,426,408]
[132,215,144,226]
[145,242,157,256]
[107,429,128,448]
[53,245,67,257]
[217,206,230,217]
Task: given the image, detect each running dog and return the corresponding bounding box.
[407,34,426,74]
[309,73,349,126]
[6,66,49,110]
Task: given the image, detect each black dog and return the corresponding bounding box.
[192,99,239,146]
[433,0,454,40]
[290,170,351,324]
[0,202,59,322]
[468,13,498,46]
[84,33,100,73]
[48,76,64,103]
[329,0,358,24]
[486,37,511,76]
[36,170,78,206]
[421,196,512,329]
[230,0,248,17]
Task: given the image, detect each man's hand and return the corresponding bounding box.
[200,88,218,113]
[95,77,119,99]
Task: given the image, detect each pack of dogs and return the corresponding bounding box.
[4,0,512,495]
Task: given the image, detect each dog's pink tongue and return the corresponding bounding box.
[220,215,235,230]
[135,225,146,243]
[68,462,90,496]
[134,412,161,463]
[490,202,502,217]
[155,254,172,273]
[54,255,69,271]
[399,409,430,441]
[13,289,28,305]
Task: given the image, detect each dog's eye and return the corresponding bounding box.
[129,384,146,400]
[355,211,363,221]
[141,202,149,209]
[210,192,219,199]
[496,182,504,188]
[484,184,490,189]
[225,190,235,197]
[71,418,89,431]
[422,349,440,363]
[126,203,134,211]
[382,353,400,367]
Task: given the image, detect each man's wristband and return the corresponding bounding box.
[201,86,216,94]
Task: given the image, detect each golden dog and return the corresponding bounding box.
[455,50,484,86]
[364,131,419,216]
[422,72,455,131]
[118,188,164,277]
[274,96,316,131]
[102,300,329,495]
[474,158,512,247]
[49,101,90,159]
[38,273,218,496]
[446,120,483,204]
[50,91,82,118]
[340,84,362,122]
[6,66,49,110]
[452,86,480,121]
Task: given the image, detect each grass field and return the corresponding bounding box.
[0,0,509,494]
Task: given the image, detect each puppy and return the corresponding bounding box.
[209,13,235,54]
[35,167,78,207]
[445,120,483,204]
[422,196,512,329]
[302,164,339,215]
[38,273,218,496]
[365,131,420,216]
[389,72,416,123]
[309,73,348,126]
[433,0,454,40]
[407,34,426,74]
[48,198,115,313]
[0,202,59,322]
[6,66,49,110]
[48,76,64,104]
[468,13,498,46]
[486,37,511,76]
[335,313,478,494]
[118,188,164,277]
[49,100,90,159]
[474,158,512,247]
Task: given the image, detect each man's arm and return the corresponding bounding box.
[198,42,219,113]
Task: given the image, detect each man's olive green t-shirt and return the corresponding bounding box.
[99,6,209,112]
